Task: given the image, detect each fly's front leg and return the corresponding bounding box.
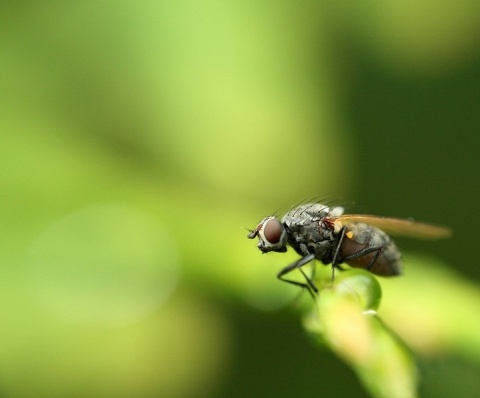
[277,253,317,296]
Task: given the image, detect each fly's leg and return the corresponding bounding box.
[341,246,383,267]
[277,253,317,297]
[330,227,383,279]
[309,261,317,286]
[330,227,346,280]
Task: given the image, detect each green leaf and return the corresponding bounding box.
[304,270,418,398]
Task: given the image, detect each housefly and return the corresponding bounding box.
[247,203,451,295]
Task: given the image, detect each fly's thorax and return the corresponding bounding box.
[282,203,335,237]
[282,203,341,226]
[283,211,338,261]
[283,203,324,225]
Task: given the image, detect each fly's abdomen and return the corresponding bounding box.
[340,223,402,276]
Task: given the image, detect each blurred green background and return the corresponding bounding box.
[1,1,480,397]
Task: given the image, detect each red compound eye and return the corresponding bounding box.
[263,218,283,244]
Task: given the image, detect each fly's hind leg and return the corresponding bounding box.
[341,246,383,270]
[330,227,383,279]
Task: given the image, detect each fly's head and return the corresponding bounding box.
[247,216,287,253]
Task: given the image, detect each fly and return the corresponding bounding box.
[247,203,451,295]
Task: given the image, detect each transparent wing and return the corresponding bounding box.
[333,214,452,240]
